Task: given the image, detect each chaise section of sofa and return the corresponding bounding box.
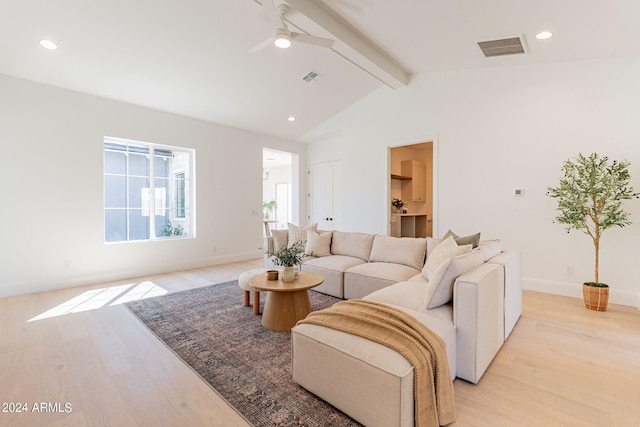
[292,253,511,426]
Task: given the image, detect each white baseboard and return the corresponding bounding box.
[523,277,640,309]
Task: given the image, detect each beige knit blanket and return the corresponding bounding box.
[297,299,456,427]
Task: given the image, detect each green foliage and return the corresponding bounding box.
[547,153,639,283]
[272,240,306,267]
[159,220,184,237]
[263,200,278,212]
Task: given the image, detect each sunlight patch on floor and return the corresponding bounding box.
[28,281,167,322]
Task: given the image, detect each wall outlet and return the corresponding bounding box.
[566,265,575,275]
[63,260,71,270]
[514,188,524,196]
[212,245,217,253]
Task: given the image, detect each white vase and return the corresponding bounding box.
[282,266,295,283]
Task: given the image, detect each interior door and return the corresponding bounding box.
[308,161,342,231]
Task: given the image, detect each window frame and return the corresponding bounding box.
[103,136,195,243]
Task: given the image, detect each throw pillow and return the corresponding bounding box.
[305,231,333,257]
[478,239,501,261]
[426,237,442,260]
[443,229,481,248]
[287,223,317,247]
[424,250,485,309]
[272,229,289,253]
[421,236,459,280]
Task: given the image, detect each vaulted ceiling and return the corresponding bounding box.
[2,0,639,140]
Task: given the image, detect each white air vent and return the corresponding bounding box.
[477,34,529,57]
[302,70,320,83]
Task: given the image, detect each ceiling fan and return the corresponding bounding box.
[249,0,335,53]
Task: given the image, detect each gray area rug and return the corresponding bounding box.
[125,280,362,427]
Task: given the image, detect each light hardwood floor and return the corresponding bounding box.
[1,259,639,426]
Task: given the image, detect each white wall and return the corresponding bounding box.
[302,57,640,307]
[0,74,306,298]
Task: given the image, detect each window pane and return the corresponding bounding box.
[176,172,185,218]
[129,153,149,176]
[104,150,126,174]
[104,175,127,208]
[128,177,149,208]
[105,209,127,242]
[155,154,169,177]
[129,209,149,240]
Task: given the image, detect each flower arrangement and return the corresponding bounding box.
[391,198,404,209]
[272,240,306,267]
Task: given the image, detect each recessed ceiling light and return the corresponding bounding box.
[536,31,553,40]
[39,39,58,50]
[287,116,296,122]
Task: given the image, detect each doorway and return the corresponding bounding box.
[388,141,435,237]
[263,148,293,236]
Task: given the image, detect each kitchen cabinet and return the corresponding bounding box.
[390,214,428,238]
[401,160,426,202]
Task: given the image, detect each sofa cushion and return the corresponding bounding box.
[303,255,366,299]
[425,250,485,309]
[443,229,481,248]
[368,235,427,270]
[344,263,421,299]
[305,231,333,257]
[287,223,317,247]
[330,231,375,261]
[363,280,428,312]
[304,255,366,273]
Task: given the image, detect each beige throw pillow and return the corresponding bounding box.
[478,239,501,261]
[426,237,442,260]
[424,250,484,309]
[305,231,333,257]
[287,223,317,247]
[421,236,460,280]
[272,229,289,253]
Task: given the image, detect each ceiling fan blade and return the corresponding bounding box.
[291,32,334,49]
[248,36,275,53]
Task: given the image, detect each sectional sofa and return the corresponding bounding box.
[264,227,522,427]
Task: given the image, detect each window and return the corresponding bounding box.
[104,137,194,242]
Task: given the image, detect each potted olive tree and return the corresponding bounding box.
[547,153,639,311]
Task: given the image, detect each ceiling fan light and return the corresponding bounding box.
[274,34,291,49]
[274,27,291,49]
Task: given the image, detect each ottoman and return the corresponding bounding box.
[238,268,267,315]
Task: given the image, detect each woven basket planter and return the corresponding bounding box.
[583,283,609,311]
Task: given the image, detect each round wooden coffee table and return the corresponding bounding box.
[249,271,324,332]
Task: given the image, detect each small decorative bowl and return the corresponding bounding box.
[266,270,279,280]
